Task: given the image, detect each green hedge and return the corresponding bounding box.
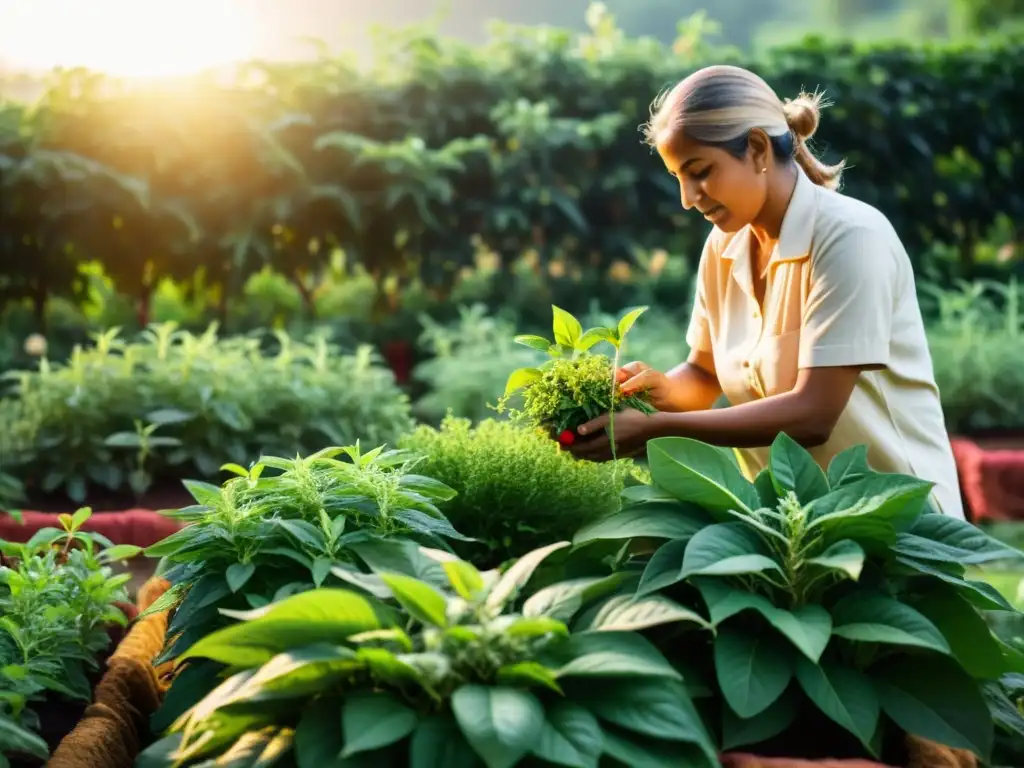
[1,12,1022,321]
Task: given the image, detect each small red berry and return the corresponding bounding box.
[558,429,576,446]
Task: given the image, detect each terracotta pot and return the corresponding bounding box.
[951,436,1024,522]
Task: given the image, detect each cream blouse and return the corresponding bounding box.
[685,167,964,518]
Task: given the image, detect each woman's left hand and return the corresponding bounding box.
[567,409,656,462]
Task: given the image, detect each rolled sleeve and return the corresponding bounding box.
[685,237,714,353]
[798,226,896,369]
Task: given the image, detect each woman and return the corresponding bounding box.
[569,64,964,519]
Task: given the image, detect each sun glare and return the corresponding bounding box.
[0,0,256,78]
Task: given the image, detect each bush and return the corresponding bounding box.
[0,323,413,503]
[572,433,1024,763]
[399,415,632,566]
[2,12,1021,325]
[0,510,142,764]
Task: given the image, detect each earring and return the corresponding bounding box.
[761,167,767,174]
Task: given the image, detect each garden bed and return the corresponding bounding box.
[952,436,1024,522]
[0,509,182,549]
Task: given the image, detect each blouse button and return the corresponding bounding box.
[742,360,750,368]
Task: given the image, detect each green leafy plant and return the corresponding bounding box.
[0,323,413,503]
[572,433,1024,764]
[0,508,142,764]
[138,541,719,768]
[411,304,544,424]
[399,414,637,567]
[141,443,468,731]
[496,305,655,445]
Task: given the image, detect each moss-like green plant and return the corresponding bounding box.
[399,415,635,566]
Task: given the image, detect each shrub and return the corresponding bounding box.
[570,433,1024,764]
[138,542,718,768]
[141,443,466,731]
[411,304,544,424]
[398,415,632,566]
[0,509,142,763]
[0,323,413,502]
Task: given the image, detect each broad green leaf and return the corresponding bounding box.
[753,468,780,508]
[769,433,829,502]
[636,539,690,596]
[715,623,795,718]
[215,727,294,765]
[829,593,950,654]
[616,306,648,340]
[180,589,380,666]
[806,474,934,538]
[806,539,865,581]
[587,678,712,748]
[720,689,799,751]
[486,541,571,610]
[294,700,345,768]
[100,543,144,562]
[697,580,831,663]
[514,334,552,351]
[894,555,1013,611]
[647,438,760,515]
[981,681,1024,743]
[409,716,479,768]
[531,700,602,768]
[523,573,628,622]
[504,367,542,396]
[794,656,879,751]
[585,594,711,633]
[349,539,446,587]
[71,506,92,529]
[311,556,333,587]
[577,327,616,351]
[549,631,681,680]
[874,655,993,760]
[600,729,715,768]
[0,716,49,760]
[380,573,448,628]
[341,691,418,757]
[443,560,486,600]
[451,685,545,768]
[680,523,782,580]
[551,305,583,348]
[226,562,256,593]
[898,515,1024,565]
[911,589,1008,679]
[572,502,711,545]
[496,662,562,693]
[826,444,872,488]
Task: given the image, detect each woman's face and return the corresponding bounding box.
[656,131,768,233]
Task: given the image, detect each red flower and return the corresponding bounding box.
[558,429,576,446]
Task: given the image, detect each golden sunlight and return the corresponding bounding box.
[0,0,257,78]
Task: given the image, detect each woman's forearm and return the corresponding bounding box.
[649,390,829,448]
[663,359,723,413]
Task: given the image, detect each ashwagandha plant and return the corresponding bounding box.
[571,433,1024,765]
[141,444,468,732]
[0,509,142,765]
[494,305,655,449]
[137,541,720,768]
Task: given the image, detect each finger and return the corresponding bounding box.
[576,413,610,436]
[619,361,651,377]
[621,369,660,396]
[569,435,613,462]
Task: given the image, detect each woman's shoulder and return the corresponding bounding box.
[810,184,908,262]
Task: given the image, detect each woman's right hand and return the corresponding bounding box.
[616,361,678,411]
